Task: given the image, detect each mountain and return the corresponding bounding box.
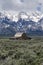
[0,11,43,36]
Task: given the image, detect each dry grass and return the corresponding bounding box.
[0,38,43,65]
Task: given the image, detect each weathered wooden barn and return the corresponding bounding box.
[9,32,31,40]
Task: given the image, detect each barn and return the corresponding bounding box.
[9,32,31,40]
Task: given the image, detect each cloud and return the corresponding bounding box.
[0,0,43,12]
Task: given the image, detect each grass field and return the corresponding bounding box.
[0,38,43,65]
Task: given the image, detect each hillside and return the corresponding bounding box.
[0,11,43,36]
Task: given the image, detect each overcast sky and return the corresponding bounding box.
[0,0,43,12]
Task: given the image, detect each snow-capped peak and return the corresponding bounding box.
[0,11,43,22]
[28,11,42,22]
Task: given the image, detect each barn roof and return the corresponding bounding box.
[14,32,24,38]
